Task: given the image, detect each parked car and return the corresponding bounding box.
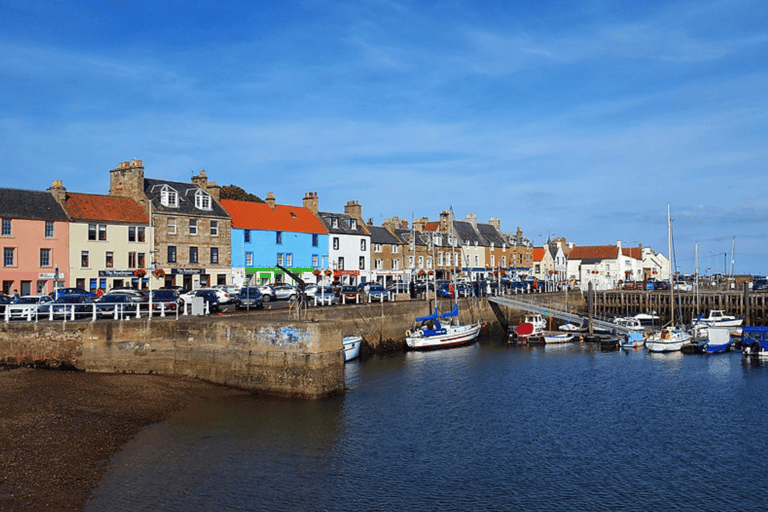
[257,285,277,303]
[235,287,264,310]
[0,295,12,314]
[6,295,54,320]
[213,285,239,304]
[178,289,221,313]
[387,282,409,294]
[107,288,149,302]
[151,289,179,311]
[272,284,297,300]
[95,293,134,317]
[305,285,337,305]
[50,287,97,299]
[179,288,227,308]
[365,284,388,302]
[673,281,692,292]
[456,282,473,297]
[39,294,96,319]
[340,285,359,302]
[753,278,768,291]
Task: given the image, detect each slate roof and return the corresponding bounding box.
[477,223,507,246]
[317,211,370,236]
[65,192,148,224]
[0,187,69,221]
[367,225,403,245]
[144,178,230,219]
[453,220,486,245]
[394,228,429,247]
[221,199,327,234]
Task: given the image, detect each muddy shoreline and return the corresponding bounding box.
[0,366,249,511]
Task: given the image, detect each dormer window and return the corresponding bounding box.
[195,190,212,210]
[160,185,179,207]
[331,218,339,228]
[351,219,357,230]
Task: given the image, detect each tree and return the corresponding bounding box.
[220,185,264,203]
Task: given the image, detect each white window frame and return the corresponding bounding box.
[160,185,179,207]
[195,190,212,210]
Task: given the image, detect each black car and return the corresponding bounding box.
[39,294,96,319]
[236,287,264,310]
[96,294,134,317]
[0,295,11,314]
[151,289,179,311]
[189,289,222,313]
[50,287,97,299]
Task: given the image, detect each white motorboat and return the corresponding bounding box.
[405,306,482,350]
[343,335,362,361]
[645,328,691,353]
[692,310,743,330]
[619,332,646,349]
[542,333,574,344]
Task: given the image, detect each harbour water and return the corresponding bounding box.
[87,338,768,511]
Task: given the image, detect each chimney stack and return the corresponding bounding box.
[266,192,276,209]
[47,180,67,206]
[109,159,145,201]
[303,192,318,214]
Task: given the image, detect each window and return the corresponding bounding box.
[3,247,14,267]
[128,252,137,268]
[502,256,507,268]
[190,247,198,263]
[189,219,197,235]
[168,246,177,263]
[40,249,51,267]
[195,190,211,210]
[392,259,399,270]
[276,231,282,245]
[138,253,146,268]
[88,224,97,240]
[45,221,54,238]
[392,244,398,253]
[277,253,284,266]
[331,218,338,228]
[491,255,495,267]
[333,237,339,250]
[286,253,292,267]
[375,244,382,253]
[427,256,433,269]
[360,239,366,251]
[474,255,479,266]
[138,226,145,242]
[168,218,177,235]
[312,234,318,247]
[438,252,444,266]
[105,252,114,268]
[245,252,253,266]
[129,226,136,242]
[161,186,178,207]
[244,229,250,243]
[1,219,10,236]
[210,247,219,264]
[338,257,344,270]
[359,256,365,270]
[409,256,414,267]
[210,220,218,236]
[81,251,89,268]
[351,219,357,230]
[98,224,107,241]
[312,254,318,267]
[418,256,424,268]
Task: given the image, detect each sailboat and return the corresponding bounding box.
[646,204,691,353]
[405,208,483,350]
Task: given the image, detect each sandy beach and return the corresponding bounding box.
[0,366,249,511]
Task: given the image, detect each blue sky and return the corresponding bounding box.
[2,0,766,275]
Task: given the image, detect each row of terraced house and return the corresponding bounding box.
[1,159,671,296]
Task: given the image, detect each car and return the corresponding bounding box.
[387,282,409,294]
[235,287,264,310]
[257,285,277,303]
[107,288,149,302]
[339,285,359,302]
[456,282,473,297]
[151,289,179,311]
[178,288,227,307]
[6,295,54,320]
[38,295,96,319]
[272,284,297,300]
[213,285,239,304]
[304,285,337,305]
[0,295,12,314]
[365,284,388,302]
[673,281,692,292]
[753,278,768,291]
[50,287,97,299]
[179,289,221,313]
[96,294,135,317]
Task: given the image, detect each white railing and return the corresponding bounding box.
[3,300,189,323]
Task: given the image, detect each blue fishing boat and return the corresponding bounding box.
[697,327,732,354]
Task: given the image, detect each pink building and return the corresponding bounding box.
[0,186,70,296]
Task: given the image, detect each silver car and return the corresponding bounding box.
[6,295,53,320]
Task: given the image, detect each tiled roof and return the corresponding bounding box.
[532,247,545,262]
[568,245,620,261]
[65,192,148,223]
[424,221,440,232]
[0,187,69,221]
[622,247,643,260]
[221,199,327,234]
[454,220,485,245]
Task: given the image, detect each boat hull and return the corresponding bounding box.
[406,323,482,350]
[343,336,362,362]
[542,333,573,344]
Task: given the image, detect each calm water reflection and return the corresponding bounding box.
[87,340,768,511]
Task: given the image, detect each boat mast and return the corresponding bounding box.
[450,207,458,312]
[695,242,700,318]
[730,236,736,278]
[668,204,674,327]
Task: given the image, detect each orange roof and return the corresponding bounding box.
[65,193,148,223]
[424,221,440,232]
[568,245,620,260]
[622,247,643,260]
[532,247,545,262]
[221,199,327,234]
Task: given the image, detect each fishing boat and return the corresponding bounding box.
[619,331,645,349]
[343,335,362,361]
[692,310,744,330]
[405,305,482,350]
[697,327,732,354]
[613,312,659,331]
[740,326,768,356]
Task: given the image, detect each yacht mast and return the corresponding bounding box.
[668,204,674,327]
